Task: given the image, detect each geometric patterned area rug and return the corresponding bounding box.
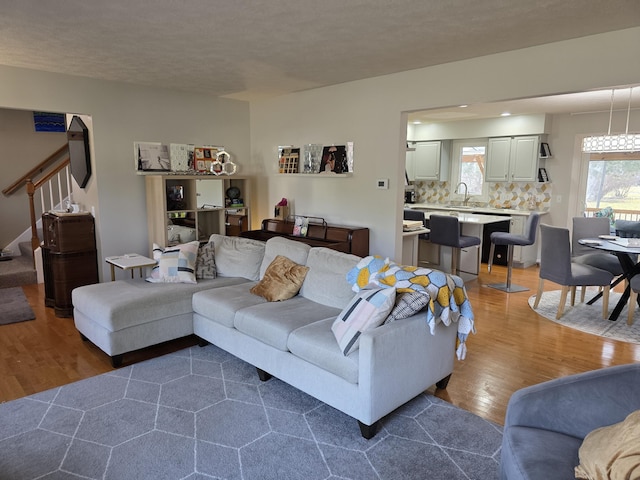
[0,345,502,480]
[528,289,640,344]
[0,286,36,325]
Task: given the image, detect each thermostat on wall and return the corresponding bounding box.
[377,179,389,189]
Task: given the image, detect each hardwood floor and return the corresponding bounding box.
[2,265,639,427]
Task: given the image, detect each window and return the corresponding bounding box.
[584,152,640,219]
[451,140,488,202]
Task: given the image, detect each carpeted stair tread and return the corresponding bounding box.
[0,254,36,288]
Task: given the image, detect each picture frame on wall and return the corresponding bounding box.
[194,146,225,173]
[319,142,354,174]
[135,142,170,172]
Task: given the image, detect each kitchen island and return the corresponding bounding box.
[409,203,548,270]
[405,209,514,282]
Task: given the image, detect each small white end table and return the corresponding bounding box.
[105,254,157,281]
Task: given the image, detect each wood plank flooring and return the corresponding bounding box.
[2,264,639,426]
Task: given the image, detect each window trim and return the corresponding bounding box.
[450,139,489,203]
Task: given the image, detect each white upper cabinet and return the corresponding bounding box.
[486,136,540,182]
[413,141,450,181]
[405,149,416,181]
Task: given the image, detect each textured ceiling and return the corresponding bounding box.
[0,0,639,102]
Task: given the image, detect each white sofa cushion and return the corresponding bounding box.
[299,247,361,309]
[192,283,263,328]
[72,277,244,332]
[209,234,265,280]
[233,298,341,351]
[288,317,359,384]
[259,237,311,278]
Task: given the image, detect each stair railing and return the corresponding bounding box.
[2,144,71,253]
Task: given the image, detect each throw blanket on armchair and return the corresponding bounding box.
[346,256,475,360]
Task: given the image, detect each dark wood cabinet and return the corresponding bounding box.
[42,212,98,317]
[225,213,248,236]
[242,218,369,257]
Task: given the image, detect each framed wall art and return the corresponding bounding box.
[135,142,170,172]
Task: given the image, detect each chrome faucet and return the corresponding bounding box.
[455,182,470,206]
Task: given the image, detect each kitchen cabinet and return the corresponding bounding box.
[411,141,450,181]
[486,136,540,182]
[145,175,251,251]
[405,149,416,181]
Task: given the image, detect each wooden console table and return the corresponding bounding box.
[241,218,369,257]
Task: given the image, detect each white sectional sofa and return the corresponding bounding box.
[72,234,465,438]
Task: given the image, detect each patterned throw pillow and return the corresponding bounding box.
[195,242,216,279]
[331,287,396,355]
[146,241,199,284]
[384,291,430,324]
[250,255,309,302]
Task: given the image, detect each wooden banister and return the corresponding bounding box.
[32,157,70,191]
[2,143,68,196]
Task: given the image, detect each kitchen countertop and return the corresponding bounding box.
[421,211,512,224]
[406,203,548,216]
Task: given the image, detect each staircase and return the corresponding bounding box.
[0,242,37,289]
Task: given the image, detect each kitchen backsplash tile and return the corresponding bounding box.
[414,180,552,211]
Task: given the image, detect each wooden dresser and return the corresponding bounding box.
[241,218,369,257]
[42,212,99,317]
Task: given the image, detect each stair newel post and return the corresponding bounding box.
[26,178,39,256]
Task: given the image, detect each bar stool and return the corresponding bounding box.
[403,209,429,240]
[487,212,540,292]
[428,214,480,275]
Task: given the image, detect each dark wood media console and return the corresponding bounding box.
[241,218,369,257]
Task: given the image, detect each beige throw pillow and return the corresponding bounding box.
[575,409,640,480]
[250,255,309,302]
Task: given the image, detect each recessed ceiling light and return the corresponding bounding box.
[412,121,422,124]
[501,112,511,117]
[459,104,468,108]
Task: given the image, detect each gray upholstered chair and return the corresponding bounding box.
[428,214,480,275]
[615,219,640,238]
[572,216,625,301]
[627,275,640,325]
[534,224,614,319]
[487,212,540,292]
[500,363,640,480]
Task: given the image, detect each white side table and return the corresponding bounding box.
[105,254,157,281]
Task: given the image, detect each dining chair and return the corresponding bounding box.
[627,275,640,325]
[487,212,540,292]
[615,220,640,238]
[428,214,480,275]
[534,224,614,320]
[571,216,625,301]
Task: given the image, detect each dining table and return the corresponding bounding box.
[578,236,640,321]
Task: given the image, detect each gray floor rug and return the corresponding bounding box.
[0,345,502,480]
[529,289,640,344]
[0,286,36,325]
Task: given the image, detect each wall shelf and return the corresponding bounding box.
[276,173,353,178]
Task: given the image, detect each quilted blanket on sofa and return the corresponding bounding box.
[346,256,475,360]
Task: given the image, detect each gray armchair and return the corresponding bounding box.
[500,363,640,480]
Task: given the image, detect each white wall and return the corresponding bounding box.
[0,66,251,280]
[250,27,640,261]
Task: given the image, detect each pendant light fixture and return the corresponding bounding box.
[582,87,640,153]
